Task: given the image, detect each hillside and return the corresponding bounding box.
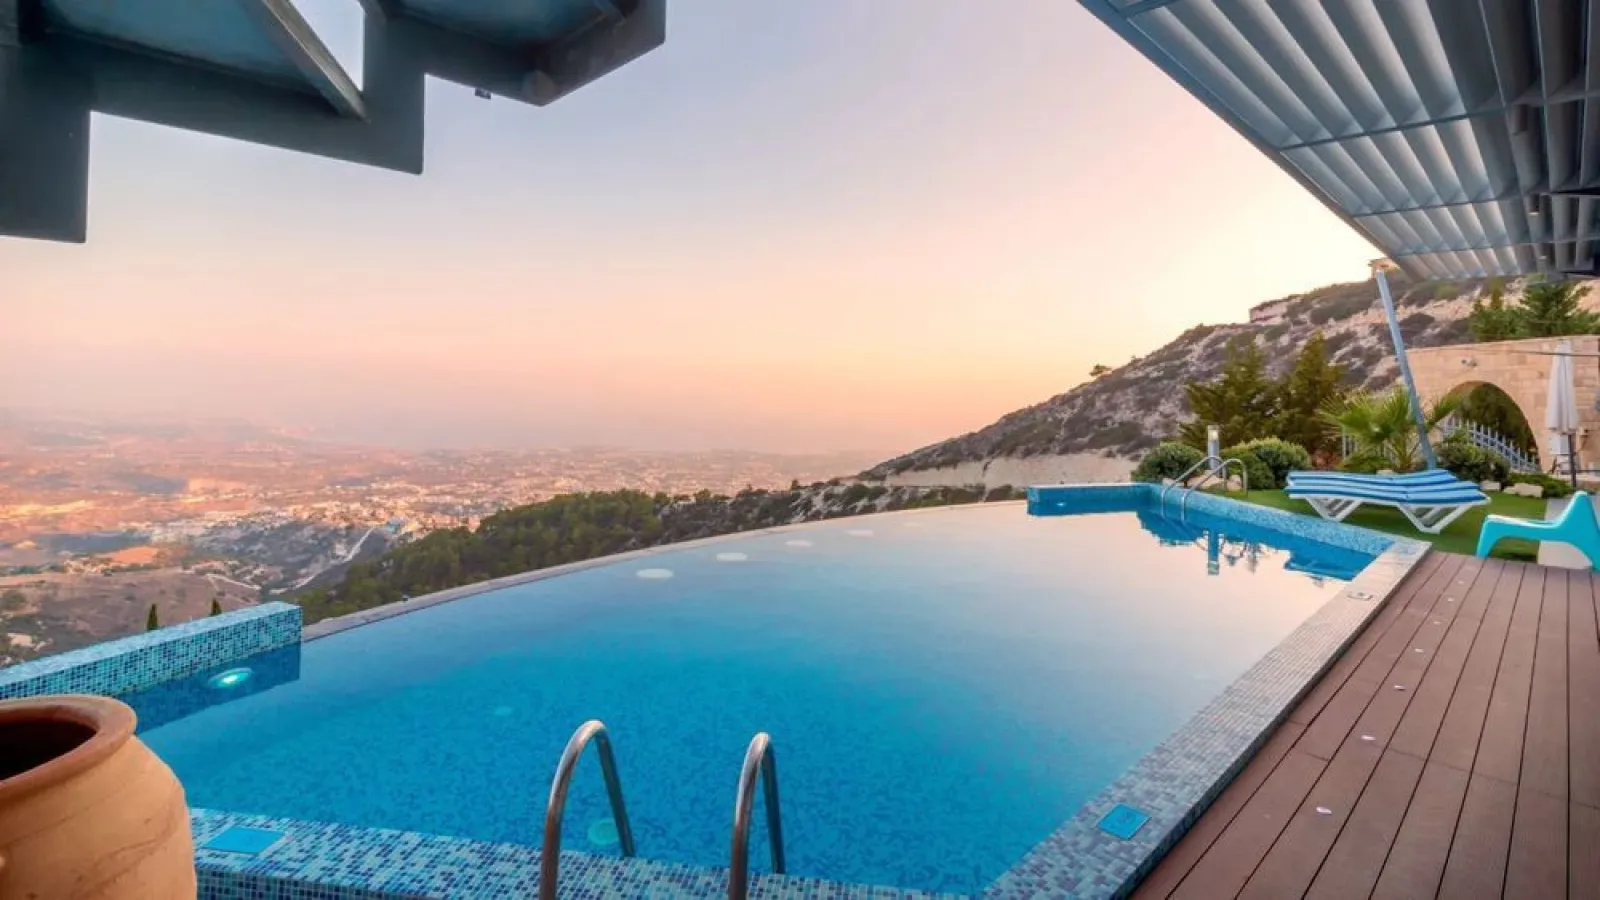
[866,274,1577,483]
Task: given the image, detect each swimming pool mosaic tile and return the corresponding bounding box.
[0,602,301,700]
[190,808,967,899]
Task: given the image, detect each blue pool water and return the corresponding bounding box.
[132,500,1375,893]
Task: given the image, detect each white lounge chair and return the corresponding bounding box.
[1285,470,1488,534]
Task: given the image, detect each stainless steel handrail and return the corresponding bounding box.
[1159,454,1222,512]
[728,732,786,900]
[540,720,637,900]
[1180,457,1248,515]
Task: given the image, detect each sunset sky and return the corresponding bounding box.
[1,0,1379,454]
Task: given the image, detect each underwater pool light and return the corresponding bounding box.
[207,667,254,690]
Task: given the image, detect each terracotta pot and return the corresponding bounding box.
[0,695,195,899]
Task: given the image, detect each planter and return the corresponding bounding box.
[0,695,195,899]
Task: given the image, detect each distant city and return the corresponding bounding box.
[0,408,886,663]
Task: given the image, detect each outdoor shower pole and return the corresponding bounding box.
[1373,259,1438,470]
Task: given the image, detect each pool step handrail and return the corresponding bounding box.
[1159,455,1221,512]
[540,720,637,900]
[1181,457,1248,515]
[728,732,786,900]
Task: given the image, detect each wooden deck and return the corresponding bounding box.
[1133,552,1600,900]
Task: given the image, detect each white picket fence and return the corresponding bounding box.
[1340,417,1540,474]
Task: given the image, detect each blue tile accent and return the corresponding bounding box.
[0,602,301,700]
[204,826,286,855]
[1098,806,1150,841]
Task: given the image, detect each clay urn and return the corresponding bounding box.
[0,695,195,899]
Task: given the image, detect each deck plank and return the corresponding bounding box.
[1504,786,1566,899]
[1168,750,1327,900]
[1573,572,1600,809]
[1236,737,1384,900]
[1289,553,1447,727]
[1520,568,1568,801]
[1390,561,1505,759]
[1303,749,1425,900]
[1132,555,1590,900]
[1129,721,1307,899]
[1371,760,1470,900]
[1571,801,1600,899]
[1475,565,1545,784]
[1437,773,1517,900]
[1431,563,1524,774]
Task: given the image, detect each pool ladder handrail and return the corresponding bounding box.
[1181,458,1247,515]
[1158,455,1247,516]
[728,732,786,900]
[539,720,637,900]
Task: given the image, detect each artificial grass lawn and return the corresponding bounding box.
[1230,489,1548,561]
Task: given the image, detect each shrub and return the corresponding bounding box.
[1132,442,1205,484]
[1338,453,1389,474]
[1236,438,1312,486]
[1219,445,1277,491]
[1509,472,1576,498]
[1436,434,1511,484]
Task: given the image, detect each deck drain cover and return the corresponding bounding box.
[587,818,619,847]
[1097,804,1150,841]
[1347,589,1375,601]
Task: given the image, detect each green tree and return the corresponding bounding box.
[1178,337,1275,449]
[1468,283,1517,340]
[145,603,160,631]
[1274,331,1345,453]
[1323,387,1461,472]
[0,589,25,613]
[1513,280,1600,336]
[1090,364,1112,378]
[1456,385,1535,453]
[210,597,223,616]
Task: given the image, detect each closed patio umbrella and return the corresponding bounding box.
[1547,339,1581,485]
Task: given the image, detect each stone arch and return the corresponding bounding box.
[1408,335,1600,468]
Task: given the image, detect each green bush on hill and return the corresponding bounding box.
[1233,438,1311,486]
[1132,442,1205,484]
[1436,433,1511,484]
[1219,445,1277,491]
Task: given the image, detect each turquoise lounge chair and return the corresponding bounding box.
[1476,492,1600,569]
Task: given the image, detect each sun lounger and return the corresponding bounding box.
[1285,470,1488,534]
[1476,491,1600,569]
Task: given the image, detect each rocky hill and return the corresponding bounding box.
[865,274,1590,486]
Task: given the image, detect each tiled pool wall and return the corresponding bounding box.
[1,490,1428,899]
[995,483,1427,897]
[191,809,963,900]
[0,601,301,701]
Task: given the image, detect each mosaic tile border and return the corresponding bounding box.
[0,602,302,700]
[986,483,1427,898]
[190,808,966,900]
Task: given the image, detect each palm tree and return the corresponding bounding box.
[1323,387,1460,472]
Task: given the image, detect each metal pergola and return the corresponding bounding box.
[1081,0,1600,283]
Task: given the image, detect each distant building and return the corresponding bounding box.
[1249,298,1292,325]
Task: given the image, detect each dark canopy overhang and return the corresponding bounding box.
[1082,0,1599,281]
[1,0,665,242]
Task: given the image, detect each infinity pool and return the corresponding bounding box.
[133,498,1377,894]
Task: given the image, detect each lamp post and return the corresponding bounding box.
[1207,424,1220,463]
[1372,258,1438,469]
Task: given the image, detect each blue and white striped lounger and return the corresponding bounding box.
[1285,470,1488,534]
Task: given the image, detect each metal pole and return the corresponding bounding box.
[1373,262,1438,469]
